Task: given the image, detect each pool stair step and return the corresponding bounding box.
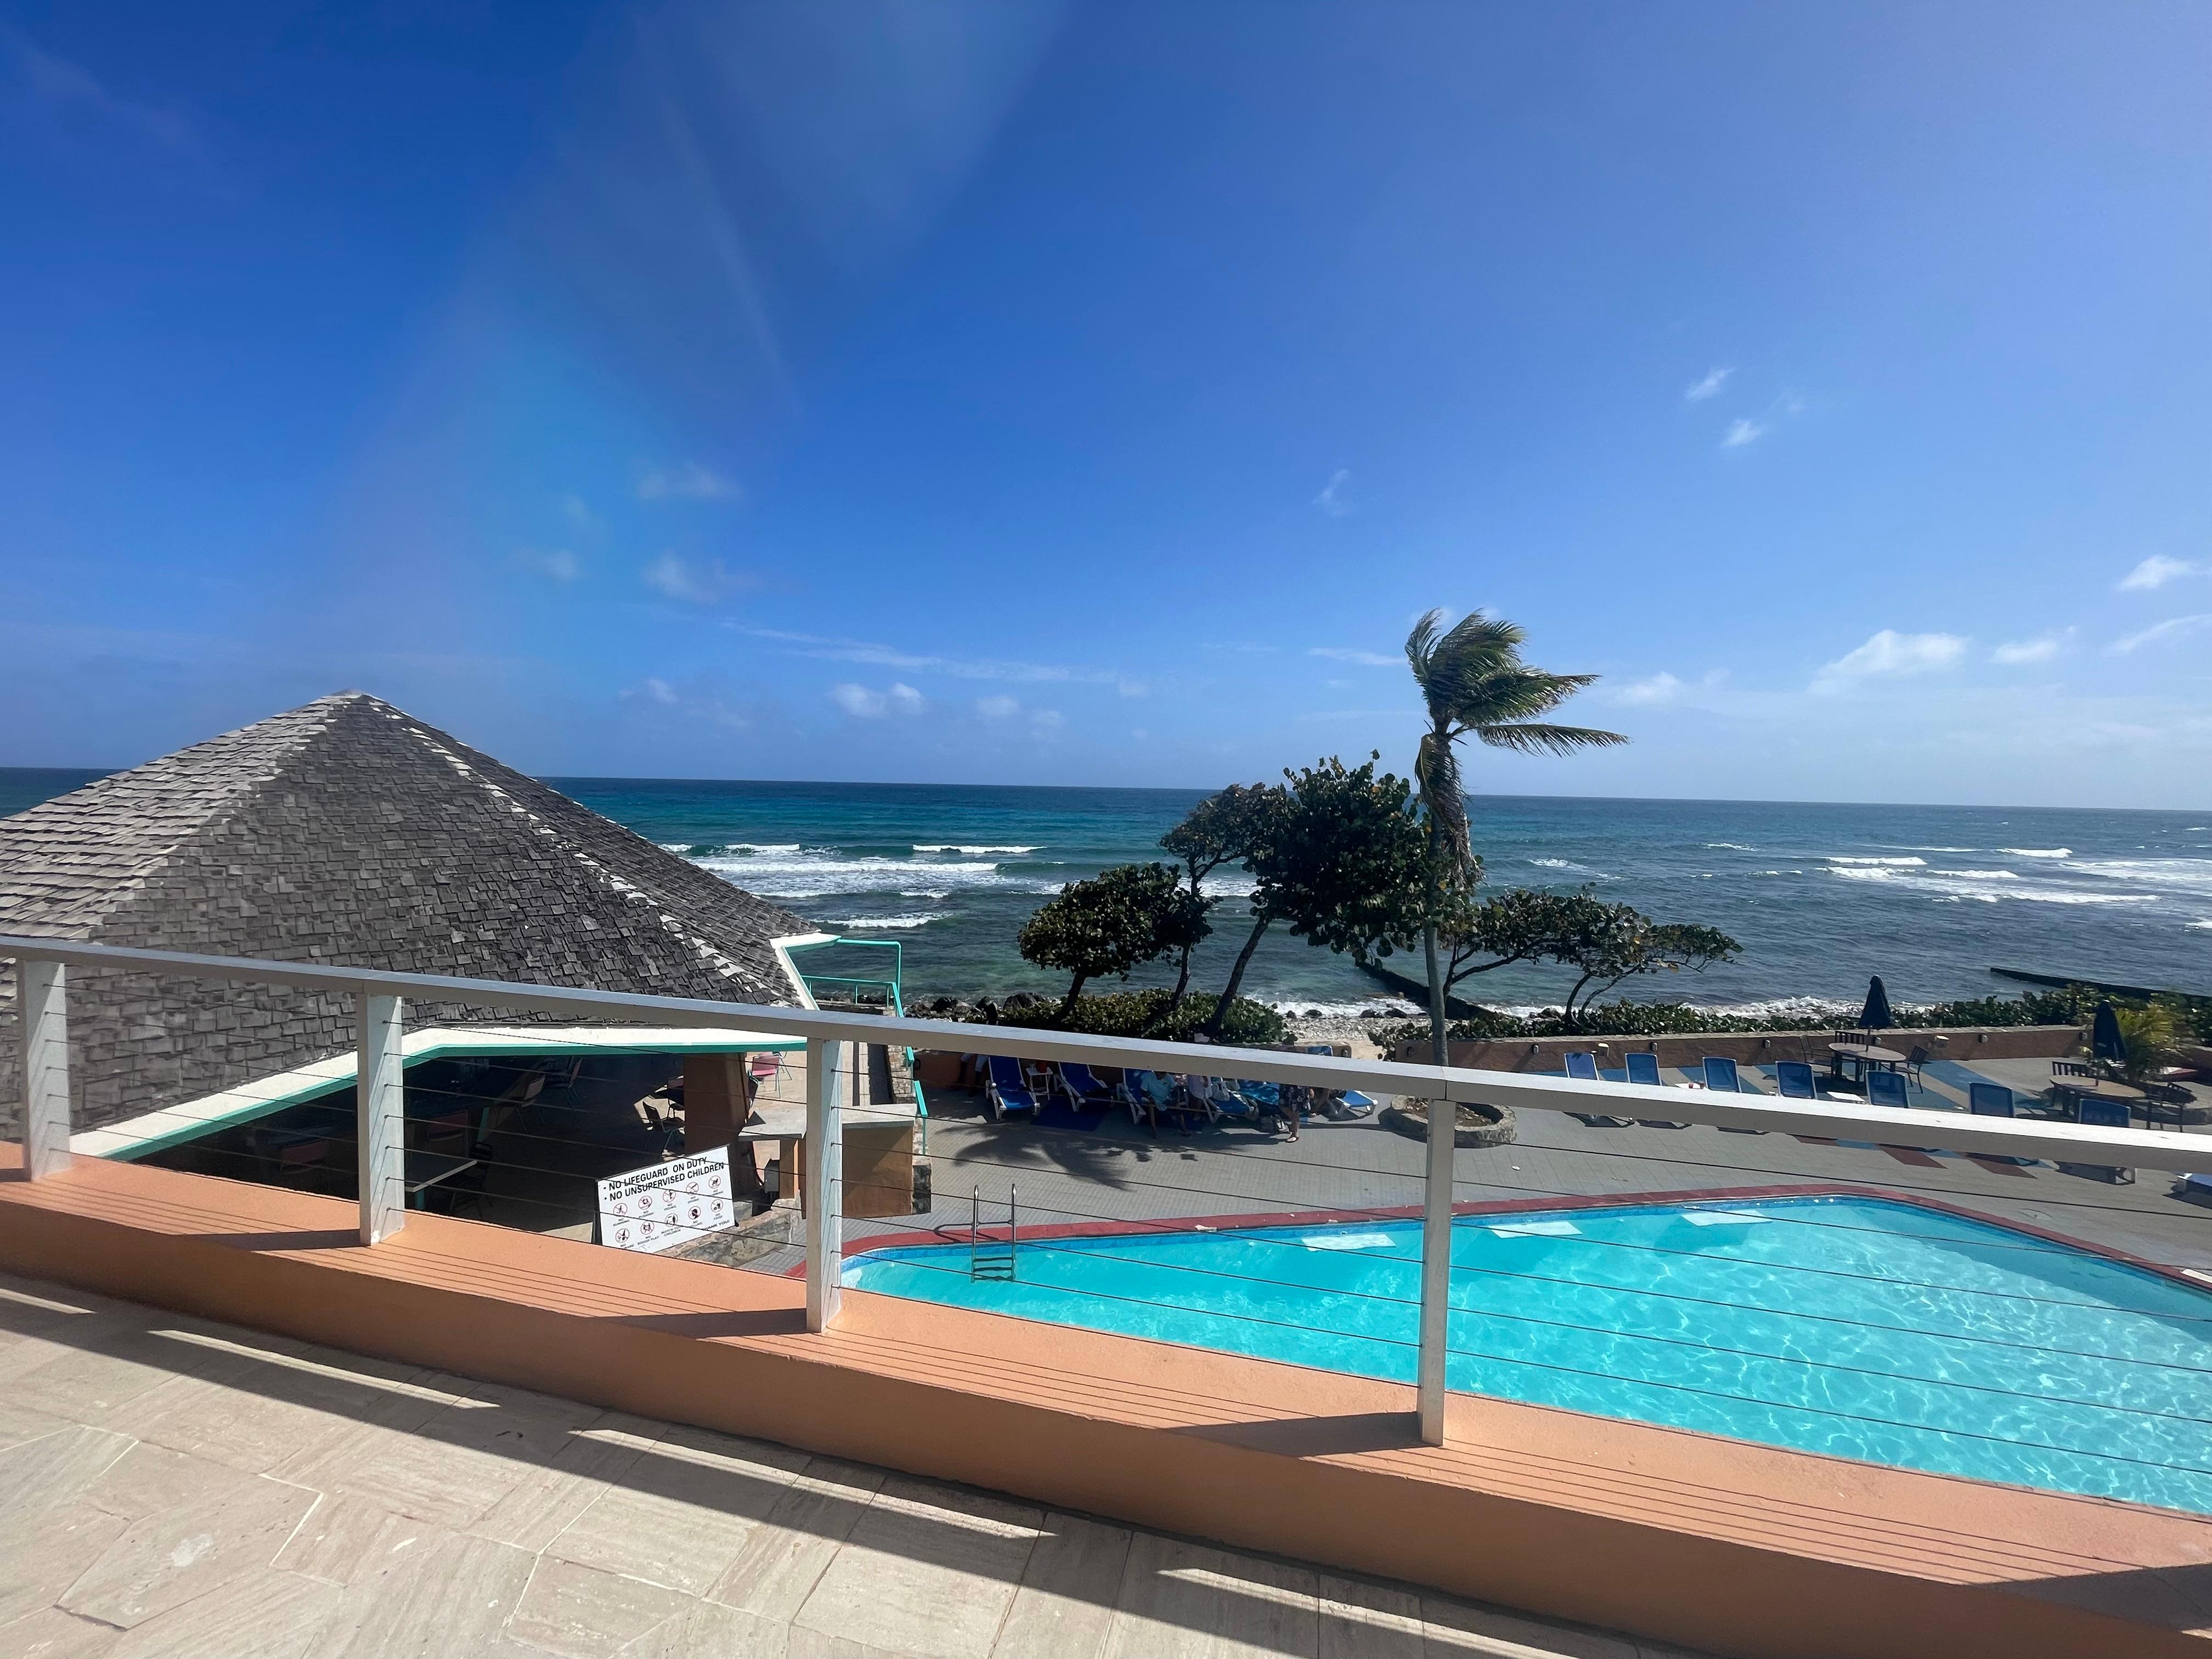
[968,1187,1018,1281]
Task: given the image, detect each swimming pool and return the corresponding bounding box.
[844,1195,2212,1515]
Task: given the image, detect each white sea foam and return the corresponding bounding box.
[815,914,946,929]
[1830,864,2157,905]
[1999,847,2072,858]
[1705,842,1756,851]
[1827,856,1926,867]
[1529,857,1615,879]
[1700,996,1856,1020]
[2066,857,2212,896]
[1271,998,1421,1019]
[692,850,1008,899]
[913,844,1038,855]
[1932,869,2019,879]
[2190,919,2212,931]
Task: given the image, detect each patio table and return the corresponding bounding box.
[1827,1042,1907,1084]
[404,1149,478,1209]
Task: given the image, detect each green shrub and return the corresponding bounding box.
[994,988,1290,1047]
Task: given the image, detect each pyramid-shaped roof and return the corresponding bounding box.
[1,693,811,1131]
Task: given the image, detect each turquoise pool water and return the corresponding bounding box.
[844,1195,2212,1514]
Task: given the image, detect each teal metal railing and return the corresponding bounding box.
[789,936,929,1150]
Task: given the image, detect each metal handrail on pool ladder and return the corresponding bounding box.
[970,1186,1017,1280]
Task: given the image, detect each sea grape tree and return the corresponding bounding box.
[1018,861,1209,1016]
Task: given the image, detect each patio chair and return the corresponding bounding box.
[1867,1069,1911,1109]
[983,1054,1041,1121]
[1622,1051,1689,1128]
[1561,1051,1630,1127]
[749,1052,782,1084]
[1056,1062,1118,1111]
[1703,1057,1768,1132]
[2144,1079,2196,1133]
[2072,1098,2136,1184]
[1968,1081,2031,1166]
[1905,1045,1933,1084]
[1775,1061,1819,1100]
[1181,1075,1230,1125]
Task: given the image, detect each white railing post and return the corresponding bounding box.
[19,958,71,1180]
[805,1035,843,1330]
[1417,1094,1453,1444]
[358,992,405,1244]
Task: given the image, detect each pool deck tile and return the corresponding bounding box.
[0,1269,1704,1659]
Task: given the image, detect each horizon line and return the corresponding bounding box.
[3,763,2205,819]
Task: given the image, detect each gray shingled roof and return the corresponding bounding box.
[0,693,810,1133]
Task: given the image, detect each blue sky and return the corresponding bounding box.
[4,2,2208,807]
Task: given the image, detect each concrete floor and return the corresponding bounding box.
[0,1271,1716,1659]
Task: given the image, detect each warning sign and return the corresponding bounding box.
[595,1146,736,1254]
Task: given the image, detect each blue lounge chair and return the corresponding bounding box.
[1621,1051,1688,1127]
[983,1054,1040,1121]
[1867,1069,1910,1109]
[1057,1062,1116,1110]
[1703,1056,1768,1132]
[2070,1097,2135,1184]
[1563,1051,1630,1127]
[1968,1080,2031,1166]
[1775,1061,1818,1100]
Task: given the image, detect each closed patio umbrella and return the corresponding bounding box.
[2090,1002,2126,1067]
[1858,975,1893,1032]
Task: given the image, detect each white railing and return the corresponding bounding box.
[5,934,2199,1446]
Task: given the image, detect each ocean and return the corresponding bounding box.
[6,769,2207,1013]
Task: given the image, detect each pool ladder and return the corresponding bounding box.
[969,1186,1016,1282]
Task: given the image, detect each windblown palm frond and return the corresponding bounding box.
[1404,605,1628,1060]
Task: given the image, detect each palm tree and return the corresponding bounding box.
[1404,610,1628,1065]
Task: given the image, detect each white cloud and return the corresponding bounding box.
[643,553,752,606]
[516,547,581,583]
[975,695,1019,719]
[827,682,924,719]
[2119,555,2204,592]
[1616,672,1684,706]
[1992,629,2073,665]
[1684,367,1733,403]
[637,462,738,503]
[744,625,1122,687]
[556,494,601,534]
[1811,630,1969,692]
[1308,646,1398,667]
[1031,709,1064,732]
[2112,614,2212,656]
[1721,417,1767,449]
[1314,469,1354,517]
[619,672,752,729]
